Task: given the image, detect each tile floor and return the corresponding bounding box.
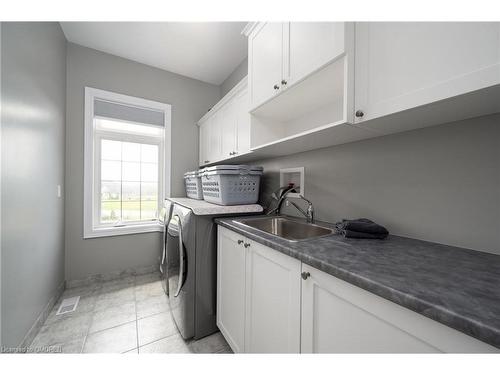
[29,272,232,354]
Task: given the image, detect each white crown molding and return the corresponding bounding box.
[241,22,260,37]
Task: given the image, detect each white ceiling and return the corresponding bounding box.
[60,22,248,85]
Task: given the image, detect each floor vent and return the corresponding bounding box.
[56,296,80,315]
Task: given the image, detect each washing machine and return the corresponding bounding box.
[163,198,263,340]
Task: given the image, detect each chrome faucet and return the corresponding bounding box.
[267,185,298,216]
[287,195,315,223]
[267,185,315,223]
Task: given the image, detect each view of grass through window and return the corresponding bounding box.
[100,139,159,224]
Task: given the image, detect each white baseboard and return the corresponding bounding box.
[20,280,66,348]
[66,264,158,289]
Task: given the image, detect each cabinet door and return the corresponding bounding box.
[301,264,440,353]
[198,120,210,166]
[217,226,246,353]
[245,239,301,353]
[301,264,497,353]
[220,100,237,159]
[234,88,251,155]
[208,112,222,163]
[286,22,345,86]
[354,22,500,123]
[249,22,284,108]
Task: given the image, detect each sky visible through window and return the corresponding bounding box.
[100,139,159,224]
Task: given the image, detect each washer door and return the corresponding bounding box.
[166,212,193,338]
[160,201,173,294]
[160,217,169,294]
[166,214,187,299]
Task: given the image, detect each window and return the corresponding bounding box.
[84,88,171,238]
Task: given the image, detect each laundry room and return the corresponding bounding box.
[1,1,500,375]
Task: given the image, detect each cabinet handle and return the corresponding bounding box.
[281,79,287,85]
[244,243,251,248]
[273,84,280,90]
[301,271,311,280]
[229,152,233,156]
[204,160,210,163]
[237,240,244,245]
[355,110,364,118]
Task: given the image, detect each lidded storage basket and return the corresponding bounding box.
[200,165,263,205]
[184,170,204,200]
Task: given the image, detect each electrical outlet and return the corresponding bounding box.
[57,185,62,198]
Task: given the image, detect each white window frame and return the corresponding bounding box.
[84,87,171,239]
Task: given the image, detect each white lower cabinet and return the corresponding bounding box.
[244,239,301,353]
[216,226,246,353]
[216,226,301,353]
[300,265,497,353]
[300,264,440,353]
[216,227,497,353]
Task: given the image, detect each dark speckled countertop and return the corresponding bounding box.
[215,215,500,349]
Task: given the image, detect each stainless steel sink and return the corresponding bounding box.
[235,216,333,242]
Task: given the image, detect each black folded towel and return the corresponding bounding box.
[343,230,388,240]
[343,218,389,235]
[335,218,389,239]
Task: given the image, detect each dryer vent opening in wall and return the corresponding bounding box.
[280,167,305,198]
[56,296,80,315]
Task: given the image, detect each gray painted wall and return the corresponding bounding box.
[65,43,220,281]
[1,22,66,346]
[256,114,500,254]
[220,57,248,97]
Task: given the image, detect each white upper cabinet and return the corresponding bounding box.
[286,22,346,86]
[220,100,237,158]
[198,118,211,165]
[248,22,350,111]
[234,89,251,155]
[208,111,222,163]
[206,22,499,163]
[354,22,500,125]
[248,22,284,108]
[197,78,251,167]
[246,22,358,156]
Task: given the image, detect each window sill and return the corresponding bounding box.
[83,223,163,239]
